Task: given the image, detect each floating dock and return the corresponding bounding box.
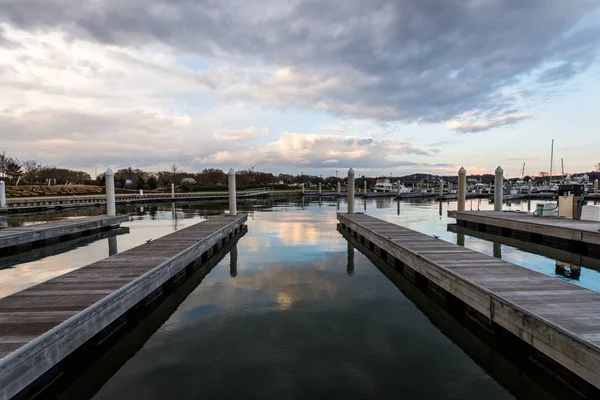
[0,214,246,399]
[447,223,600,272]
[448,210,600,255]
[0,215,129,254]
[339,225,583,400]
[338,213,600,395]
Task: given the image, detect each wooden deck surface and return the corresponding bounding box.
[449,210,600,245]
[0,215,244,360]
[338,213,600,390]
[0,215,129,250]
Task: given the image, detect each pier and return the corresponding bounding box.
[448,210,600,254]
[338,212,600,395]
[0,215,129,254]
[0,214,246,399]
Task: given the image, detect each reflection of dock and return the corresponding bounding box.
[0,214,246,399]
[447,224,600,272]
[0,215,129,254]
[338,213,600,395]
[338,225,582,400]
[42,229,246,399]
[448,210,600,254]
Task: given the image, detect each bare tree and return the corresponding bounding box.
[22,160,40,182]
[0,150,7,178]
[170,164,179,174]
[596,162,600,172]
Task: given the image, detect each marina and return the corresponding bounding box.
[0,214,246,399]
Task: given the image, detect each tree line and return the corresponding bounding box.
[0,151,91,184]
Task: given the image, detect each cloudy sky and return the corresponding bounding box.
[1,0,599,178]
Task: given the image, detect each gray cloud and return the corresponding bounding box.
[1,0,598,130]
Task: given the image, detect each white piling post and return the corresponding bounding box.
[364,181,367,194]
[0,181,6,208]
[528,179,532,196]
[595,179,598,194]
[171,183,175,198]
[439,179,444,196]
[319,182,322,194]
[301,183,305,194]
[139,189,143,197]
[397,181,401,195]
[105,169,116,216]
[494,166,504,211]
[228,168,237,216]
[458,167,466,211]
[337,182,341,195]
[348,168,355,214]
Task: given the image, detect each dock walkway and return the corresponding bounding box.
[0,215,129,253]
[338,213,600,393]
[0,214,246,399]
[448,210,600,252]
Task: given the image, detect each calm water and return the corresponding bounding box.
[1,197,598,399]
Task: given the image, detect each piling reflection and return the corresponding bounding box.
[493,242,502,259]
[456,232,465,247]
[347,241,355,276]
[108,235,118,257]
[230,245,238,278]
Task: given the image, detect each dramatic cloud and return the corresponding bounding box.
[1,0,597,125]
[0,0,598,174]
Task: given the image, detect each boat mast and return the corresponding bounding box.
[549,139,554,186]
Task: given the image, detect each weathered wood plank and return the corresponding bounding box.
[448,210,600,246]
[338,212,600,390]
[0,215,130,251]
[0,214,247,399]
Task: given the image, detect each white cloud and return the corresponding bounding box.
[446,112,537,133]
[215,127,269,142]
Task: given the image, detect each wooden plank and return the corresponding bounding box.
[0,215,129,251]
[338,212,600,390]
[448,210,600,245]
[0,214,246,399]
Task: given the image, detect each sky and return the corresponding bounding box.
[0,0,599,178]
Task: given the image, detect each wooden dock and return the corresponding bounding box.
[0,214,246,399]
[447,223,600,272]
[0,215,129,254]
[448,210,600,254]
[338,213,600,395]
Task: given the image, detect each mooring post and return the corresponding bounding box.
[337,182,341,195]
[0,180,6,208]
[301,183,305,194]
[364,180,367,195]
[348,168,355,214]
[528,179,532,196]
[458,167,466,211]
[595,179,599,194]
[105,169,116,216]
[228,168,237,216]
[319,182,322,194]
[439,179,444,196]
[494,166,504,211]
[171,183,175,198]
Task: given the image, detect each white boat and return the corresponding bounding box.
[373,178,393,192]
[395,183,411,194]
